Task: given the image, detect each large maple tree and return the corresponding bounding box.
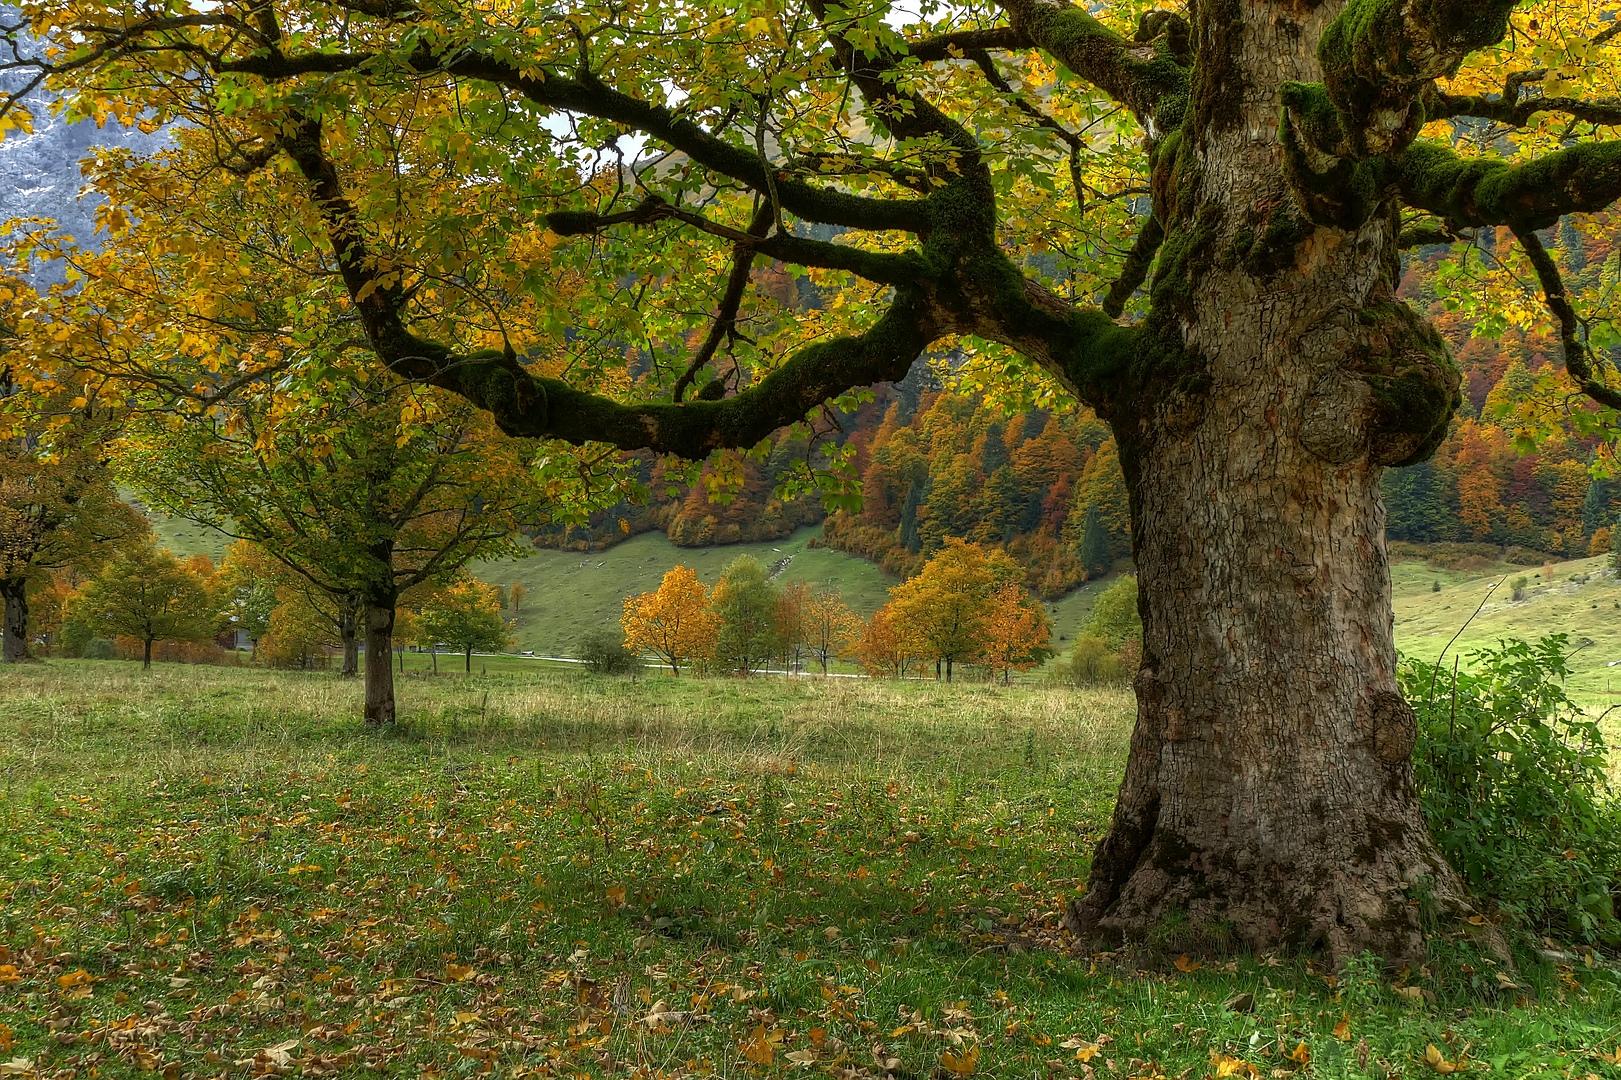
[6,0,1621,960]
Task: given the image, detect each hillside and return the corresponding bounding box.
[479,525,1118,656]
[1392,552,1621,706]
[142,501,1621,708]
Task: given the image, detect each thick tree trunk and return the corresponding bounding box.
[142,635,154,670]
[1,577,31,663]
[364,604,396,725]
[1069,1,1483,965]
[339,597,360,677]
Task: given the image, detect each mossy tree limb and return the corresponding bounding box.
[1514,228,1621,411]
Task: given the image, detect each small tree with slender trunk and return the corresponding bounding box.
[712,556,783,675]
[418,575,512,673]
[982,583,1053,684]
[804,587,863,675]
[622,566,721,676]
[73,540,219,668]
[120,373,540,723]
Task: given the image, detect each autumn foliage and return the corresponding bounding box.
[621,566,721,675]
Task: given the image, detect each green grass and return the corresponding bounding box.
[1392,553,1621,708]
[2,662,1619,1079]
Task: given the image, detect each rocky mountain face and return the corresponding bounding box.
[1,20,166,278]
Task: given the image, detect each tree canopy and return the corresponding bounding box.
[8,0,1621,961]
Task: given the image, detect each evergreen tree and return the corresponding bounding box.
[1581,475,1612,537]
[1559,217,1586,275]
[1078,503,1112,578]
[978,422,1009,476]
[898,479,922,555]
[1382,462,1456,543]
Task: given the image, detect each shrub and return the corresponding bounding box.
[1399,635,1621,944]
[1510,575,1528,601]
[80,637,117,660]
[577,627,639,675]
[1054,633,1127,686]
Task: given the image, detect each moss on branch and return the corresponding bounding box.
[1396,139,1621,231]
[1319,0,1517,154]
[1002,0,1189,132]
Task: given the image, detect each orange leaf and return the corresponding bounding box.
[1174,954,1200,973]
[1332,1017,1351,1041]
[56,970,92,990]
[1289,1041,1311,1064]
[739,1025,779,1065]
[940,1043,981,1077]
[443,964,475,982]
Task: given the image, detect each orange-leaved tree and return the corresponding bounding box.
[888,539,1021,682]
[804,587,863,675]
[983,584,1053,685]
[622,566,721,676]
[855,604,917,680]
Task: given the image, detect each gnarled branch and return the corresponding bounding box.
[993,0,1190,134]
[280,111,943,456]
[1395,139,1621,232]
[1514,227,1621,411]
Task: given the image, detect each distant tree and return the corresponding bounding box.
[419,575,512,673]
[1581,476,1612,538]
[889,539,1017,681]
[774,580,809,674]
[1382,461,1457,543]
[1076,503,1112,579]
[576,626,639,675]
[622,566,720,676]
[1589,527,1611,558]
[855,603,916,679]
[897,480,922,555]
[216,542,280,655]
[1087,576,1142,649]
[712,555,782,674]
[804,587,863,675]
[0,396,146,662]
[1065,439,1130,556]
[73,541,219,668]
[510,582,528,615]
[982,584,1053,684]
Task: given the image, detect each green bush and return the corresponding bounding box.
[576,627,639,676]
[1399,635,1621,944]
[1086,575,1141,647]
[1053,633,1126,686]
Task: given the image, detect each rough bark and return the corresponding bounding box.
[1066,0,1481,965]
[363,603,396,725]
[1,577,31,663]
[142,635,153,670]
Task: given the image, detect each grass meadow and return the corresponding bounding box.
[2,662,1619,1079]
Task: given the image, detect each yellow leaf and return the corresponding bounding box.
[1174,954,1200,973]
[0,967,19,985]
[606,884,627,908]
[1422,1044,1466,1074]
[940,1043,980,1077]
[1209,1052,1258,1078]
[56,970,92,990]
[443,963,475,982]
[1332,1016,1351,1041]
[1289,1040,1311,1064]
